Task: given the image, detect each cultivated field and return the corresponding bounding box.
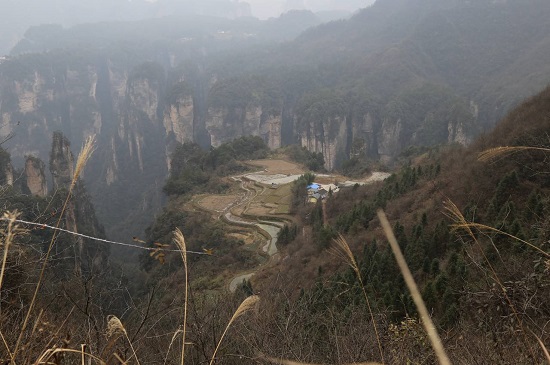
[196,159,389,218]
[195,194,240,213]
[245,159,306,175]
[245,183,293,216]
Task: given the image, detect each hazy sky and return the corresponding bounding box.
[240,0,376,19]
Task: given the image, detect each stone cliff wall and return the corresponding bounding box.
[24,156,47,196]
[205,105,282,149]
[0,57,478,240]
[50,132,75,190]
[163,94,194,144]
[0,58,477,181]
[299,116,348,171]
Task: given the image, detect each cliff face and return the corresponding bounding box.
[49,132,82,273]
[163,94,194,144]
[48,132,107,275]
[0,57,476,176]
[204,105,282,149]
[24,156,47,196]
[299,115,348,171]
[0,55,477,239]
[0,58,172,240]
[50,132,75,190]
[0,149,13,186]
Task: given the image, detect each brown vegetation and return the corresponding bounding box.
[2,87,550,364]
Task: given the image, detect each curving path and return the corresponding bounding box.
[221,179,282,293]
[205,163,390,293]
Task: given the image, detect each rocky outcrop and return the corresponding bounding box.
[24,156,47,196]
[447,120,470,145]
[48,132,82,274]
[0,59,475,174]
[378,118,403,164]
[299,116,348,171]
[50,132,75,190]
[0,55,479,243]
[205,105,282,149]
[163,94,194,143]
[1,162,13,186]
[351,112,378,158]
[128,78,161,123]
[260,114,282,149]
[47,132,107,275]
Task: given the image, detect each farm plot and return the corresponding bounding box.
[245,159,305,175]
[246,183,292,216]
[196,194,240,213]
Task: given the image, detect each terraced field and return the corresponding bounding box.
[189,158,390,292]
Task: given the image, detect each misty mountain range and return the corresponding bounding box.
[0,0,373,55]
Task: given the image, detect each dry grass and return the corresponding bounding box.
[72,135,96,190]
[377,209,451,365]
[0,330,12,361]
[9,135,96,363]
[173,228,189,365]
[331,235,385,364]
[245,159,305,175]
[261,357,382,365]
[9,143,549,363]
[478,146,550,162]
[196,194,240,212]
[0,211,22,294]
[107,315,141,365]
[443,199,537,359]
[209,295,259,365]
[0,212,25,360]
[450,221,550,259]
[35,347,106,365]
[534,334,550,364]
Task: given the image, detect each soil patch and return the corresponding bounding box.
[246,159,305,175]
[196,194,240,212]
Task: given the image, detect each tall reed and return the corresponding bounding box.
[173,228,189,365]
[331,235,385,363]
[444,199,537,359]
[11,135,96,364]
[478,146,550,162]
[107,315,141,365]
[262,358,382,365]
[209,295,259,365]
[0,211,21,296]
[377,210,451,365]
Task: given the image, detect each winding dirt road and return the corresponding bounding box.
[220,179,282,292]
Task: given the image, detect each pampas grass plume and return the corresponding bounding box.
[262,358,382,365]
[209,295,259,365]
[107,315,141,365]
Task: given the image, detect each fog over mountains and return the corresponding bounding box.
[0,0,374,54]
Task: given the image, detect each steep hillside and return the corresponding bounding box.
[100,71,549,365]
[0,51,548,365]
[247,84,550,364]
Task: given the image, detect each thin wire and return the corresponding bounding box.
[0,217,210,255]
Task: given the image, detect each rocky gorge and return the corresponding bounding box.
[0,52,523,238]
[1,0,550,239]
